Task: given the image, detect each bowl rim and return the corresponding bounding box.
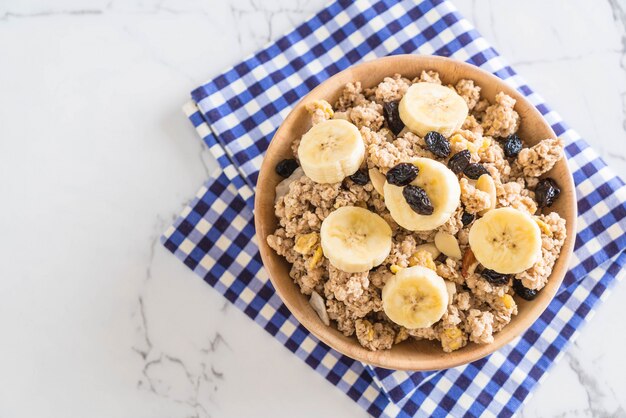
[254,54,577,371]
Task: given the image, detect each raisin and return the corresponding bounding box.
[535,178,561,208]
[463,163,489,180]
[386,163,419,186]
[402,185,434,215]
[461,211,475,226]
[383,101,405,136]
[503,134,523,158]
[424,131,451,158]
[481,269,510,285]
[512,279,538,300]
[349,169,369,185]
[435,253,448,264]
[275,158,299,177]
[448,150,471,174]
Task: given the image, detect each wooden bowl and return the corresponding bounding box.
[254,55,576,371]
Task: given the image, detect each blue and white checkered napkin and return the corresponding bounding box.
[162,0,626,416]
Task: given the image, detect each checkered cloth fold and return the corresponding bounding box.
[162,0,626,416]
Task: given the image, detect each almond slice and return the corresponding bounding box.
[444,281,457,305]
[434,231,462,260]
[309,291,330,326]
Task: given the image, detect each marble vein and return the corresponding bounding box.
[132,295,152,360]
[131,216,235,418]
[229,0,317,52]
[0,9,102,20]
[140,354,213,418]
[135,307,231,418]
[565,343,626,417]
[0,1,212,21]
[132,218,165,361]
[608,152,626,161]
[118,24,196,83]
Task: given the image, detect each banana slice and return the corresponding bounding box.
[399,82,469,137]
[382,265,449,329]
[384,158,461,231]
[369,168,386,196]
[476,174,496,215]
[320,206,392,273]
[469,207,542,274]
[298,119,365,184]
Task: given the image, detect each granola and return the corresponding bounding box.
[267,71,567,353]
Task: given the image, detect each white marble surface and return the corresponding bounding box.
[1,0,625,417]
